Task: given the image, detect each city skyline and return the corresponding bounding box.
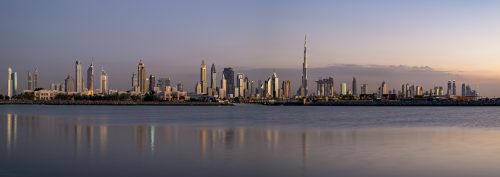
[1,0,500,96]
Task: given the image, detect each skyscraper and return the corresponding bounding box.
[271,72,279,98]
[132,72,139,93]
[87,63,94,95]
[341,82,347,96]
[75,60,83,93]
[210,63,216,90]
[446,80,453,96]
[27,72,33,91]
[282,80,292,99]
[223,68,235,97]
[100,69,108,94]
[352,77,357,96]
[7,67,12,98]
[33,68,39,89]
[149,74,156,92]
[219,73,227,99]
[452,80,457,96]
[12,71,17,96]
[301,34,308,96]
[65,75,75,93]
[236,73,245,97]
[200,60,207,94]
[137,60,147,94]
[361,84,368,95]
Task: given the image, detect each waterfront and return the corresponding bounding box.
[2,105,500,177]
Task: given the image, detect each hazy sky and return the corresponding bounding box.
[1,0,500,96]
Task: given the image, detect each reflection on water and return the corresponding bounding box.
[2,107,500,177]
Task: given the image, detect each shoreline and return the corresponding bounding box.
[0,100,234,106]
[1,99,500,106]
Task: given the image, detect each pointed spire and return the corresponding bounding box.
[304,34,307,46]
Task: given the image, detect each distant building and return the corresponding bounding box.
[271,72,279,98]
[223,68,235,98]
[27,72,33,91]
[33,68,39,89]
[281,80,292,99]
[200,60,207,94]
[7,67,12,97]
[149,74,156,92]
[210,63,216,90]
[316,77,334,97]
[65,75,75,93]
[341,82,347,96]
[352,77,357,96]
[236,73,245,98]
[361,84,368,95]
[137,60,147,94]
[87,63,94,95]
[100,69,108,94]
[75,60,83,93]
[132,72,139,93]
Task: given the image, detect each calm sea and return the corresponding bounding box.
[1,105,500,177]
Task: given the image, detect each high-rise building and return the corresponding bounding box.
[33,68,39,89]
[65,75,75,93]
[149,74,156,92]
[11,71,17,96]
[447,80,452,96]
[100,69,108,94]
[200,60,207,94]
[219,74,227,99]
[461,83,466,96]
[137,60,147,94]
[7,67,12,98]
[341,82,347,96]
[452,80,457,96]
[87,63,94,95]
[352,77,357,96]
[316,77,334,97]
[75,60,83,93]
[271,72,279,98]
[281,80,291,99]
[236,73,245,98]
[132,72,139,93]
[223,68,235,97]
[301,35,308,96]
[27,72,33,91]
[361,84,368,95]
[177,83,184,92]
[210,64,216,90]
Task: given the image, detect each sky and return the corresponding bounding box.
[1,0,500,96]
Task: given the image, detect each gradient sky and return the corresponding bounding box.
[1,0,500,96]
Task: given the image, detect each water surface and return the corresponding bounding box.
[1,105,500,177]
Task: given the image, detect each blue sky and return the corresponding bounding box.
[1,0,500,96]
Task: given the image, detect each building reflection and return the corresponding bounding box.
[6,113,17,152]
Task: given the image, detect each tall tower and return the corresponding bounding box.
[200,60,207,94]
[352,77,357,96]
[302,34,308,96]
[100,68,108,94]
[223,68,235,97]
[210,63,216,89]
[7,67,12,98]
[75,60,83,93]
[33,68,39,89]
[27,72,33,91]
[137,60,147,94]
[12,72,17,95]
[87,63,94,95]
[132,72,138,92]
